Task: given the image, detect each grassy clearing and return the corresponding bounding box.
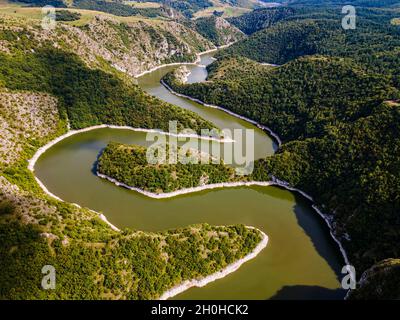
[193,6,251,19]
[392,18,400,25]
[0,4,165,26]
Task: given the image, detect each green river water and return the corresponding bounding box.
[34,53,346,300]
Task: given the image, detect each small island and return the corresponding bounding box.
[96,142,250,194]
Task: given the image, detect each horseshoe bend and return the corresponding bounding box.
[1,0,399,303]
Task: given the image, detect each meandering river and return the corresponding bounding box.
[34,53,346,299]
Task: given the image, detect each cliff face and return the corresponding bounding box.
[0,14,215,77]
[0,90,61,167]
[191,16,245,47]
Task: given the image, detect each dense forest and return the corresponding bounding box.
[228,7,297,34]
[219,15,400,83]
[0,215,261,299]
[163,8,400,295]
[97,142,246,193]
[55,10,82,22]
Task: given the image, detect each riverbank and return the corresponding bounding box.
[28,124,234,172]
[161,80,282,147]
[133,43,234,79]
[159,227,269,300]
[161,70,351,269]
[96,170,349,266]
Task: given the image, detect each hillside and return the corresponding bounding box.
[0,10,216,76]
[0,85,264,299]
[347,259,400,299]
[228,6,296,34]
[217,14,400,81]
[97,142,246,194]
[189,15,245,46]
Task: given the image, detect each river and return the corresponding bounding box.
[34,53,346,299]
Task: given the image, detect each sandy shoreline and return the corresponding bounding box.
[159,227,268,300]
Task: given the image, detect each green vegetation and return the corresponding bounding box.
[12,0,170,18]
[73,0,167,18]
[143,0,213,17]
[218,12,400,83]
[228,7,296,34]
[0,46,214,133]
[0,218,261,299]
[97,142,246,193]
[164,56,398,142]
[186,15,245,46]
[0,200,15,215]
[55,10,82,22]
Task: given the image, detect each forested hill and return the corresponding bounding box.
[165,55,399,143]
[218,14,400,83]
[227,7,297,34]
[97,142,246,194]
[0,12,218,131]
[189,16,245,46]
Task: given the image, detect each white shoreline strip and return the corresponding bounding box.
[161,80,283,147]
[97,172,274,199]
[159,228,268,300]
[98,170,350,267]
[28,124,232,172]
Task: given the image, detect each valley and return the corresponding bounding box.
[1,0,399,301]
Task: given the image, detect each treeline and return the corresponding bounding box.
[0,44,214,134]
[97,142,245,193]
[0,218,261,299]
[218,13,400,83]
[55,10,81,22]
[228,7,297,35]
